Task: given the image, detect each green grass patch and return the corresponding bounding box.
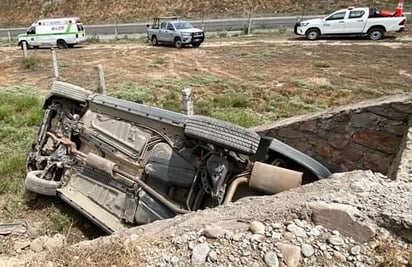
[111,82,152,103]
[21,55,40,70]
[314,61,331,68]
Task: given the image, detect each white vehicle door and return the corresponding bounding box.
[165,23,176,43]
[322,10,348,34]
[345,9,367,33]
[26,26,38,46]
[158,22,168,41]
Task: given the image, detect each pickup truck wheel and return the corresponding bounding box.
[57,39,68,49]
[368,28,384,40]
[174,38,182,48]
[185,115,260,155]
[25,170,61,196]
[151,36,159,46]
[306,29,320,40]
[50,81,91,103]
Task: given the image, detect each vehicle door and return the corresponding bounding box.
[165,23,176,43]
[322,10,348,34]
[158,22,168,41]
[345,9,367,33]
[26,26,38,46]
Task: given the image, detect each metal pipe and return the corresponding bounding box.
[223,176,249,205]
[113,167,189,215]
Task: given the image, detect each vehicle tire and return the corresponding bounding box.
[305,28,320,40]
[20,41,29,50]
[25,170,61,196]
[57,39,68,49]
[184,115,261,155]
[368,28,384,40]
[151,36,158,46]
[174,37,182,48]
[50,81,91,103]
[192,42,201,48]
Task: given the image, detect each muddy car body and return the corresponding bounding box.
[26,82,331,233]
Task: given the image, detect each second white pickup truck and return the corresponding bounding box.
[294,7,406,40]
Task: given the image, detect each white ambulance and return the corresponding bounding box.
[17,17,86,49]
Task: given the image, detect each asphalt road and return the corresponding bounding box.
[0,16,319,38]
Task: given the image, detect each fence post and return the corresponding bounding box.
[7,27,11,42]
[22,42,28,58]
[115,17,119,39]
[247,8,253,34]
[97,64,106,95]
[51,48,59,79]
[182,88,194,116]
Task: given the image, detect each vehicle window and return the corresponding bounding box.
[349,10,365,19]
[160,22,167,29]
[76,24,84,31]
[326,11,346,20]
[167,23,174,31]
[173,21,194,30]
[27,27,36,34]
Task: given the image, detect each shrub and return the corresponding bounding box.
[21,55,40,70]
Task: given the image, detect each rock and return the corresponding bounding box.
[249,221,265,235]
[14,241,30,252]
[310,201,376,242]
[44,234,65,251]
[208,250,217,262]
[333,251,347,262]
[350,245,361,255]
[284,232,295,240]
[191,243,211,266]
[328,236,344,246]
[30,237,45,252]
[271,223,282,229]
[286,224,307,238]
[250,234,265,243]
[264,251,279,267]
[309,227,321,237]
[277,243,301,267]
[301,244,314,257]
[203,225,225,239]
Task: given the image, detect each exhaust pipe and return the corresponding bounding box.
[249,162,303,195]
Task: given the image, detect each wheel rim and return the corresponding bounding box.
[175,40,182,48]
[308,31,318,40]
[370,31,382,40]
[152,37,157,45]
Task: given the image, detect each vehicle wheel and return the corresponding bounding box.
[25,170,61,196]
[184,115,261,155]
[368,28,384,40]
[50,81,91,103]
[151,36,158,46]
[306,28,320,40]
[20,41,29,50]
[192,43,201,48]
[174,38,182,48]
[57,39,68,49]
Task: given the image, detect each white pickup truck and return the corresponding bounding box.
[294,7,406,40]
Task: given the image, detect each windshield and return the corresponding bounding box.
[173,21,193,30]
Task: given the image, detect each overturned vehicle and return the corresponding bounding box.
[26,82,332,233]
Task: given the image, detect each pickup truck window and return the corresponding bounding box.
[160,22,167,30]
[326,11,346,20]
[174,21,193,30]
[167,23,174,31]
[349,10,365,19]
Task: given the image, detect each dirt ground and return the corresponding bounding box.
[0,30,412,255]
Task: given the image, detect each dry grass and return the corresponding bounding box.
[1,0,411,26]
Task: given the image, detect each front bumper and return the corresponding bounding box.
[294,23,305,35]
[182,33,205,44]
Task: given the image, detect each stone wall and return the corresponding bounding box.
[253,95,412,176]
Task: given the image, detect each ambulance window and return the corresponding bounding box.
[77,24,84,31]
[27,27,36,34]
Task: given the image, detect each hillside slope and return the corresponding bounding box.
[0,0,410,27]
